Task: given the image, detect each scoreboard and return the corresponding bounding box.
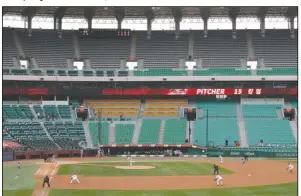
[79,28,131,39]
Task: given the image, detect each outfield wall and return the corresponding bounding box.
[5,146,297,161]
[206,148,297,158]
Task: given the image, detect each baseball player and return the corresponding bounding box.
[213,164,219,175]
[241,157,246,164]
[219,155,223,164]
[80,149,84,158]
[52,154,56,163]
[70,175,80,184]
[286,163,294,173]
[215,175,223,186]
[15,162,21,178]
[128,158,135,167]
[96,149,101,158]
[42,175,51,188]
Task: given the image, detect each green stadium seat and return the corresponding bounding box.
[134,69,187,76]
[115,124,135,144]
[163,119,186,144]
[257,68,297,76]
[194,68,251,76]
[138,119,161,144]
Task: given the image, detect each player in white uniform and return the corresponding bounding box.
[219,155,223,164]
[286,163,294,173]
[215,175,223,186]
[70,175,80,184]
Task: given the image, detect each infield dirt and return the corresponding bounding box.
[30,158,297,194]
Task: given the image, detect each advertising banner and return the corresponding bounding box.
[3,151,14,161]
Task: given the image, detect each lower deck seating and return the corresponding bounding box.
[3,105,34,119]
[87,99,140,118]
[257,68,297,76]
[3,121,58,150]
[163,119,187,144]
[196,102,237,118]
[194,68,251,76]
[44,105,60,117]
[138,119,161,144]
[245,119,295,146]
[242,104,281,118]
[134,69,187,76]
[89,122,109,146]
[58,105,72,119]
[115,124,135,144]
[44,121,86,147]
[194,119,239,146]
[144,100,187,117]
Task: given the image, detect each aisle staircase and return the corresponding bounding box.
[82,121,93,147]
[39,122,61,149]
[289,121,297,142]
[131,119,142,144]
[236,103,248,147]
[109,122,116,144]
[158,120,165,144]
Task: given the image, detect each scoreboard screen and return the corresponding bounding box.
[79,29,131,39]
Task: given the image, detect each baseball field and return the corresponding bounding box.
[3,157,297,196]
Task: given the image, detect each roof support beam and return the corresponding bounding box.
[53,7,66,34]
[229,7,239,39]
[114,7,125,30]
[172,7,182,39]
[54,7,67,19]
[286,7,297,39]
[200,7,210,38]
[257,7,268,37]
[22,7,39,36]
[144,7,155,39]
[84,7,96,31]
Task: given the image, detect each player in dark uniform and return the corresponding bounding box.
[213,164,219,175]
[43,175,51,188]
[244,154,248,162]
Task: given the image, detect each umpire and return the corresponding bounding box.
[213,164,219,175]
[244,154,249,162]
[43,175,51,188]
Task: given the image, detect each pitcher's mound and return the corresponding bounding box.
[115,166,155,170]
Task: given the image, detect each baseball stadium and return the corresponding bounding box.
[2,6,298,196]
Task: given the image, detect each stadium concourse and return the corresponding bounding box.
[2,5,298,196]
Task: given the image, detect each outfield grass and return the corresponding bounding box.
[49,182,297,196]
[3,165,40,190]
[3,189,33,196]
[57,162,233,176]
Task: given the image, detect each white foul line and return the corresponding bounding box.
[41,163,58,196]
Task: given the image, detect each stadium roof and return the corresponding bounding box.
[3,6,297,19]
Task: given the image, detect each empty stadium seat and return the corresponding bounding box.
[194,119,240,146]
[194,68,251,76]
[252,30,297,67]
[196,102,237,118]
[89,122,109,145]
[245,119,295,146]
[134,69,187,76]
[115,124,135,144]
[136,31,188,68]
[257,68,297,76]
[194,30,247,67]
[138,119,161,144]
[242,104,281,118]
[163,119,187,144]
